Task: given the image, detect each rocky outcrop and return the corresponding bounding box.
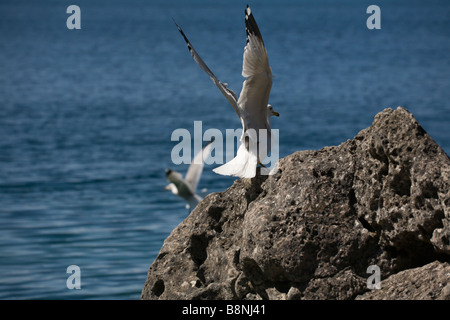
[141,107,450,300]
[357,261,450,300]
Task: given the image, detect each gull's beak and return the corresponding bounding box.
[272,111,280,117]
[164,184,171,191]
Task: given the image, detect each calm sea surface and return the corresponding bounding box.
[0,0,449,299]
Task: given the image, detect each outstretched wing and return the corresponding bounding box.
[238,5,273,132]
[173,19,241,118]
[184,139,214,193]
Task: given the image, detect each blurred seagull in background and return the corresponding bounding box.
[173,5,279,179]
[165,139,213,212]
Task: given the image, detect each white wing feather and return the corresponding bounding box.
[174,6,274,179]
[173,20,241,118]
[184,140,213,193]
[238,5,272,133]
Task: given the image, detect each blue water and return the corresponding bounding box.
[0,0,449,299]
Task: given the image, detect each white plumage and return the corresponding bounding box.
[165,140,213,211]
[174,5,279,178]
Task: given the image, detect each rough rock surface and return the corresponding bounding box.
[356,261,450,300]
[141,107,450,300]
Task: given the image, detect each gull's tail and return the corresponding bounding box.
[213,143,258,178]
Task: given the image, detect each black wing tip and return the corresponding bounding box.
[173,18,193,51]
[244,5,264,45]
[172,17,181,30]
[172,18,184,35]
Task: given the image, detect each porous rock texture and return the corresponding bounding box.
[141,107,449,300]
[356,261,450,300]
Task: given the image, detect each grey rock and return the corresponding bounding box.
[357,261,450,300]
[141,107,450,300]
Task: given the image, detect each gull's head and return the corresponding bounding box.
[165,169,177,184]
[267,104,280,117]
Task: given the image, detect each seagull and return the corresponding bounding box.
[165,140,213,211]
[173,5,279,178]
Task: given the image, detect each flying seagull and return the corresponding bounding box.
[165,140,213,211]
[173,5,279,178]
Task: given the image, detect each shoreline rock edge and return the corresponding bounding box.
[141,107,450,300]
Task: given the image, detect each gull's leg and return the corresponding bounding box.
[258,161,267,168]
